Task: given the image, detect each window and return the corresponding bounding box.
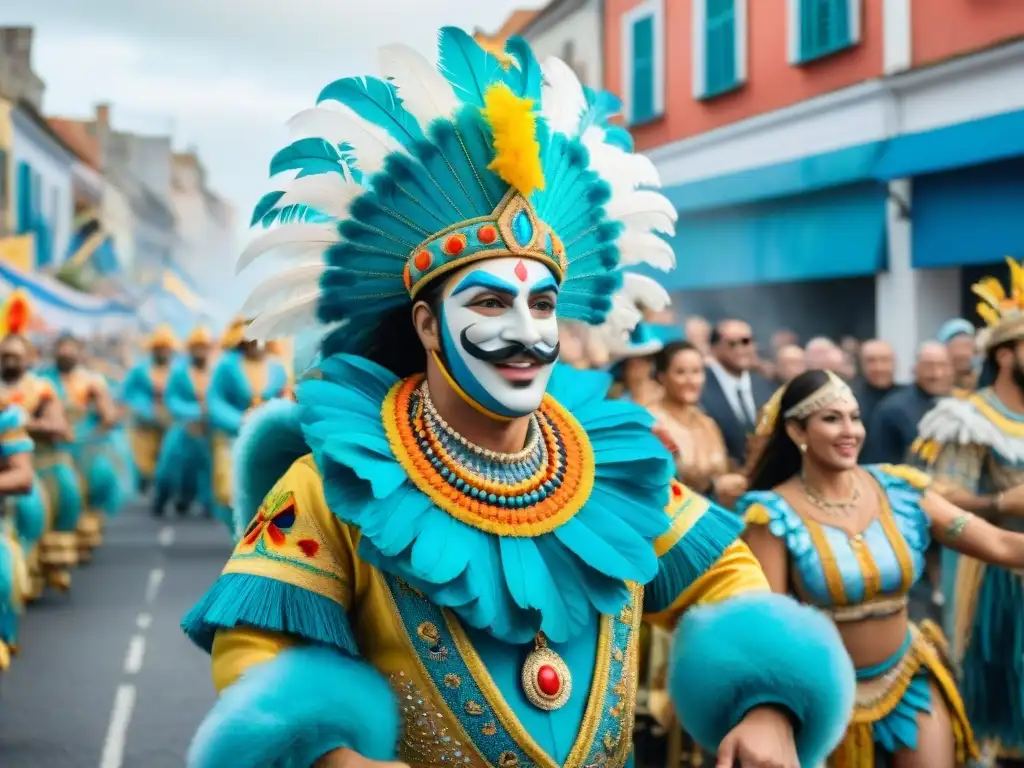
[789,0,861,64]
[693,0,747,99]
[0,149,8,235]
[15,161,31,234]
[622,0,665,126]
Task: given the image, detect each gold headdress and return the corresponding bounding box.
[220,317,249,349]
[186,325,213,347]
[145,324,179,351]
[972,257,1024,350]
[757,371,854,435]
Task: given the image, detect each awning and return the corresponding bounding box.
[875,108,1024,181]
[0,259,134,333]
[64,209,123,276]
[650,181,888,291]
[911,157,1024,269]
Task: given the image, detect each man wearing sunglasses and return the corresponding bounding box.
[700,319,775,467]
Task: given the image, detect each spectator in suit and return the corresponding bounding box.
[683,315,711,358]
[862,341,953,465]
[700,319,774,466]
[853,339,898,428]
[804,336,844,371]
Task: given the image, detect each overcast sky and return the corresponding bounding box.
[0,1,537,304]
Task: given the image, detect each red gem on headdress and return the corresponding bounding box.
[514,260,528,282]
[478,224,498,245]
[414,250,433,271]
[402,263,412,291]
[443,234,467,256]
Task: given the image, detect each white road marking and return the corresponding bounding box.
[99,684,136,768]
[136,612,152,630]
[124,635,146,675]
[144,568,164,605]
[158,526,175,547]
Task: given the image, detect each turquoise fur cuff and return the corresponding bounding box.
[670,592,855,767]
[188,646,399,768]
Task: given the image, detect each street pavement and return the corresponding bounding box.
[0,504,234,768]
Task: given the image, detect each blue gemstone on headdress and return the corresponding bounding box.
[544,231,553,254]
[511,210,534,247]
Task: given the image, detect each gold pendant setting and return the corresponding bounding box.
[521,632,571,711]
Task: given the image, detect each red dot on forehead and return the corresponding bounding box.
[514,260,528,282]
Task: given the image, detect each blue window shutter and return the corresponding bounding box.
[631,15,656,124]
[705,0,737,97]
[800,0,852,62]
[16,162,31,233]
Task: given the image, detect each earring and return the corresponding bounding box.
[799,443,807,453]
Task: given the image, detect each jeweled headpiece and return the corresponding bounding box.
[759,371,854,434]
[236,28,676,356]
[972,257,1024,351]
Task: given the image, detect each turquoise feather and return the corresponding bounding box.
[251,191,285,226]
[317,76,424,148]
[269,138,350,178]
[437,26,509,108]
[503,36,542,102]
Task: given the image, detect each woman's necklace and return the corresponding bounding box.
[800,472,861,514]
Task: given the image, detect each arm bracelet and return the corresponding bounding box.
[945,512,975,541]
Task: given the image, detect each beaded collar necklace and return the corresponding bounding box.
[410,382,567,510]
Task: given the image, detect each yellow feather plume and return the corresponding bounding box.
[976,302,1000,328]
[973,276,1006,304]
[1008,256,1024,306]
[481,83,545,199]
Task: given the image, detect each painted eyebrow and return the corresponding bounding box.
[451,271,519,297]
[529,276,559,296]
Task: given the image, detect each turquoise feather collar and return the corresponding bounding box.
[298,354,675,644]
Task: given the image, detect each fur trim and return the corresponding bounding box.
[188,646,399,768]
[670,592,855,767]
[231,399,309,538]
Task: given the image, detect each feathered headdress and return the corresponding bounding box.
[971,257,1024,350]
[237,28,676,356]
[1,289,33,338]
[186,325,213,347]
[220,316,248,350]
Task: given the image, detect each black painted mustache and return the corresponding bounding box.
[460,327,560,365]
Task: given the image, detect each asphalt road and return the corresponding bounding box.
[0,505,233,768]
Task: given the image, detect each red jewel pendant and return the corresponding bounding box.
[521,632,572,711]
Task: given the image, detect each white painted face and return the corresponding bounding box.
[439,257,560,418]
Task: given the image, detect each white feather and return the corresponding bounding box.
[377,43,459,128]
[272,174,365,219]
[605,190,677,236]
[583,129,661,191]
[288,104,404,177]
[236,222,340,274]
[620,273,671,312]
[241,264,326,318]
[541,56,587,136]
[616,232,676,271]
[246,294,322,342]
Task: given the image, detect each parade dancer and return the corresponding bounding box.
[122,325,179,514]
[156,325,215,517]
[913,260,1024,766]
[0,292,77,593]
[205,319,288,533]
[182,31,856,768]
[0,392,36,669]
[40,335,124,563]
[740,366,1024,766]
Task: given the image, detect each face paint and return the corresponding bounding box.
[439,257,560,418]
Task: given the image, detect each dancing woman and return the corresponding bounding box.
[739,368,1024,767]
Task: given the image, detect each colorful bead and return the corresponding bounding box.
[413,249,432,271]
[442,233,467,256]
[478,224,498,244]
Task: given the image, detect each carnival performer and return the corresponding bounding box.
[182,31,857,768]
[913,260,1024,766]
[205,318,288,532]
[122,324,179,511]
[0,292,74,597]
[0,392,36,669]
[155,325,215,517]
[40,334,124,563]
[739,365,1024,766]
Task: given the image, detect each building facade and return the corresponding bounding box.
[604,0,1024,378]
[169,150,235,293]
[520,0,605,88]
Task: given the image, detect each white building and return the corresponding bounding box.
[170,150,235,293]
[519,0,604,88]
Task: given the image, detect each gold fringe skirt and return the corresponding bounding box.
[829,622,978,767]
[129,424,165,480]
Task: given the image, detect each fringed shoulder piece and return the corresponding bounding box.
[734,490,816,559]
[182,456,361,656]
[865,465,931,555]
[873,463,931,490]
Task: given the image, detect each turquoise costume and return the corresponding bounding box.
[157,358,213,511]
[737,464,975,764]
[206,349,288,530]
[121,356,173,490]
[916,386,1024,754]
[0,401,34,655]
[182,28,856,768]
